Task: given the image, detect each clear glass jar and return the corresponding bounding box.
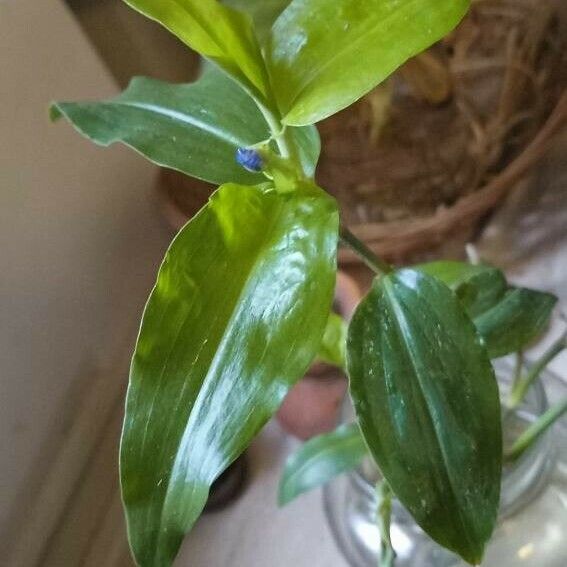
[324,361,567,566]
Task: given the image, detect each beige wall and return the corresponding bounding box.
[65,0,200,87]
[0,0,171,530]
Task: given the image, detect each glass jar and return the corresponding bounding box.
[324,361,567,566]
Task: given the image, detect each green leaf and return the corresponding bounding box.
[278,424,367,505]
[224,0,289,43]
[123,0,271,101]
[347,269,502,564]
[121,182,338,567]
[416,261,507,318]
[292,122,321,178]
[266,0,470,125]
[51,67,320,185]
[416,261,557,356]
[474,288,557,358]
[317,312,347,369]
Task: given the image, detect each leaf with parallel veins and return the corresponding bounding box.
[347,269,502,565]
[121,181,338,567]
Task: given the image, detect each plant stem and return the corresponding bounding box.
[375,481,396,567]
[505,399,567,461]
[256,103,301,168]
[256,101,394,276]
[340,226,393,276]
[508,332,567,409]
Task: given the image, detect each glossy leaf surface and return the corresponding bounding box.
[347,269,502,564]
[416,261,556,356]
[267,0,470,125]
[416,261,507,318]
[52,67,320,185]
[121,182,338,566]
[474,288,557,358]
[225,0,289,43]
[123,0,270,100]
[317,312,347,368]
[278,424,366,505]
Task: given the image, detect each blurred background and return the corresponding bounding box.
[1,1,566,566]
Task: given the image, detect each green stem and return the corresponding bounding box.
[505,399,567,461]
[508,333,566,409]
[375,481,396,567]
[256,103,301,168]
[255,100,393,276]
[340,226,393,276]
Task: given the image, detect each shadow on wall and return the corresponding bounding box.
[64,0,200,86]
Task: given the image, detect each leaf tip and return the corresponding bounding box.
[48,102,63,122]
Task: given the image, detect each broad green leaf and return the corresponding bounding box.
[121,182,338,567]
[347,269,502,564]
[278,424,367,505]
[474,288,557,358]
[224,0,289,43]
[51,67,320,185]
[416,261,507,318]
[267,0,470,125]
[123,0,271,101]
[317,312,347,368]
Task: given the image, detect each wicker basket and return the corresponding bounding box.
[157,0,567,265]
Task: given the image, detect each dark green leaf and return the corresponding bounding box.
[317,312,347,368]
[51,67,320,185]
[121,182,338,567]
[416,261,557,356]
[267,0,470,125]
[278,424,367,505]
[123,0,271,101]
[474,288,557,358]
[416,261,507,318]
[347,269,502,565]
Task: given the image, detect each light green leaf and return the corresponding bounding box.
[317,312,347,368]
[267,0,470,125]
[224,0,289,43]
[123,0,271,101]
[291,122,321,178]
[51,67,320,185]
[347,269,502,565]
[474,288,557,358]
[278,424,367,505]
[121,182,338,567]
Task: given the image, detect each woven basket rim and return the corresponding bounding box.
[339,90,567,261]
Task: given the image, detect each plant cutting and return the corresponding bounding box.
[281,287,567,565]
[50,1,564,566]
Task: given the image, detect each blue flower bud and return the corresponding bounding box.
[235,147,263,173]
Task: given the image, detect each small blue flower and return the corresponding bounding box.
[235,147,263,172]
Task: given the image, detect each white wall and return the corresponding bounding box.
[0,0,171,529]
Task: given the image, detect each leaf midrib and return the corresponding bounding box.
[154,192,288,561]
[381,275,476,555]
[108,100,249,148]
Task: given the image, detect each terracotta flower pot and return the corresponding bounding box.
[276,271,362,440]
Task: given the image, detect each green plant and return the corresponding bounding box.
[281,291,566,566]
[50,1,562,566]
